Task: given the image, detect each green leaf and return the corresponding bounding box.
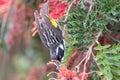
[94,43,111,50]
[94,43,120,80]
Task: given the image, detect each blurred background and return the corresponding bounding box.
[0,0,50,80]
[1,0,120,80]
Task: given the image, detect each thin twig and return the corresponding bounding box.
[82,30,102,80]
[47,71,58,77]
[95,30,102,43]
[81,43,94,80]
[75,54,87,73]
[75,0,94,71]
[63,0,77,36]
[83,0,94,28]
[88,71,98,74]
[48,78,57,80]
[64,0,76,21]
[47,60,61,71]
[110,36,120,43]
[75,29,102,80]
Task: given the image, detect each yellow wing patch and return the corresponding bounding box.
[49,17,58,28]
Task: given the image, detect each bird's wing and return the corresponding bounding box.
[34,10,50,48]
[41,15,64,48]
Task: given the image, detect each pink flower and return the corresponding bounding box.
[50,2,68,20]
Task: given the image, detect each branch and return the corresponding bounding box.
[75,29,102,80]
[48,78,57,80]
[63,0,77,37]
[83,0,94,28]
[64,0,76,21]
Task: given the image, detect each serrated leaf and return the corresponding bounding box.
[94,43,120,80]
[101,45,111,50]
[95,44,111,50]
[94,52,104,61]
[107,56,120,61]
[109,61,120,67]
[111,68,120,76]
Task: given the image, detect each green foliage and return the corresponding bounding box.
[94,43,120,80]
[62,44,75,64]
[89,72,101,80]
[66,0,120,51]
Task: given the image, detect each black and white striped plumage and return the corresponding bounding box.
[34,0,64,61]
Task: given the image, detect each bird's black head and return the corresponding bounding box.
[57,46,64,61]
[50,44,64,62]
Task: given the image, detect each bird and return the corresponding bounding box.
[34,0,65,62]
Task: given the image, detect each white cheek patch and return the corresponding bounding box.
[61,56,64,61]
[55,43,64,55]
[56,47,59,55]
[43,33,50,47]
[59,44,64,50]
